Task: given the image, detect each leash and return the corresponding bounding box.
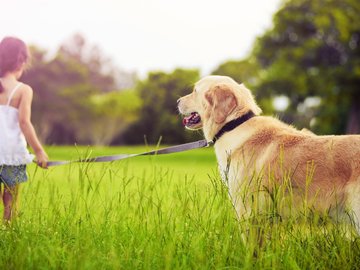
[40,139,210,167]
[39,112,256,167]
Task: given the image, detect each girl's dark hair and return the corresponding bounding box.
[0,37,29,92]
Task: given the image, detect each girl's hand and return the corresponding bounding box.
[35,150,49,169]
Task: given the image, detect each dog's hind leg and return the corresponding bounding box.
[346,181,360,234]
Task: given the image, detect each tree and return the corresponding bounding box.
[86,90,141,145]
[121,69,202,144]
[253,0,360,134]
[58,33,116,92]
[22,34,140,145]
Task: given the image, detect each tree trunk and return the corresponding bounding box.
[346,97,360,134]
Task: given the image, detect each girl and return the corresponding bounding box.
[0,36,48,222]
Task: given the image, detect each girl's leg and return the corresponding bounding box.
[3,184,20,222]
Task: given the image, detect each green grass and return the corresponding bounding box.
[1,145,360,269]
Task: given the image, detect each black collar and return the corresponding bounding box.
[209,111,255,144]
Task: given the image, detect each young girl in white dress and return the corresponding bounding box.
[0,36,48,222]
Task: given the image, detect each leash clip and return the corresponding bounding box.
[207,140,214,147]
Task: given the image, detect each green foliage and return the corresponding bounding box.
[253,0,360,134]
[23,35,203,145]
[22,35,139,145]
[121,69,202,144]
[87,90,142,145]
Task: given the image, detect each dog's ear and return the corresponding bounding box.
[205,85,237,124]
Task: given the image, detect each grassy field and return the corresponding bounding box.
[1,145,360,269]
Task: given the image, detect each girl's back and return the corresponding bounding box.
[0,81,34,165]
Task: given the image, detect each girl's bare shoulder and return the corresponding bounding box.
[18,83,33,98]
[15,83,34,107]
[19,82,33,92]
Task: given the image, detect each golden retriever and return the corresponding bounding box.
[178,75,360,232]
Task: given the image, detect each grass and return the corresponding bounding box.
[1,145,360,269]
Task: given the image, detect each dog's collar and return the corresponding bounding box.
[208,111,255,145]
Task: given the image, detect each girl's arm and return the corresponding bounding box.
[18,85,48,168]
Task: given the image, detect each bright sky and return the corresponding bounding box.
[1,0,283,77]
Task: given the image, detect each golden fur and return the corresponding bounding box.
[178,75,360,232]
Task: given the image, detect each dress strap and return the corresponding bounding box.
[6,82,23,106]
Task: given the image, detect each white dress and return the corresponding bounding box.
[0,82,34,165]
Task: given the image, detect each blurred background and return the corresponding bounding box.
[1,0,359,145]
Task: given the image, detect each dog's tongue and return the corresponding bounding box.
[182,115,192,126]
[182,112,199,126]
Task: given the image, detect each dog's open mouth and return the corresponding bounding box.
[182,112,202,129]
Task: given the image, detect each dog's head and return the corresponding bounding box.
[177,75,262,141]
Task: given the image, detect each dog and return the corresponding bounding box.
[177,75,360,232]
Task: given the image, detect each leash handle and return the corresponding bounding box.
[42,139,209,167]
